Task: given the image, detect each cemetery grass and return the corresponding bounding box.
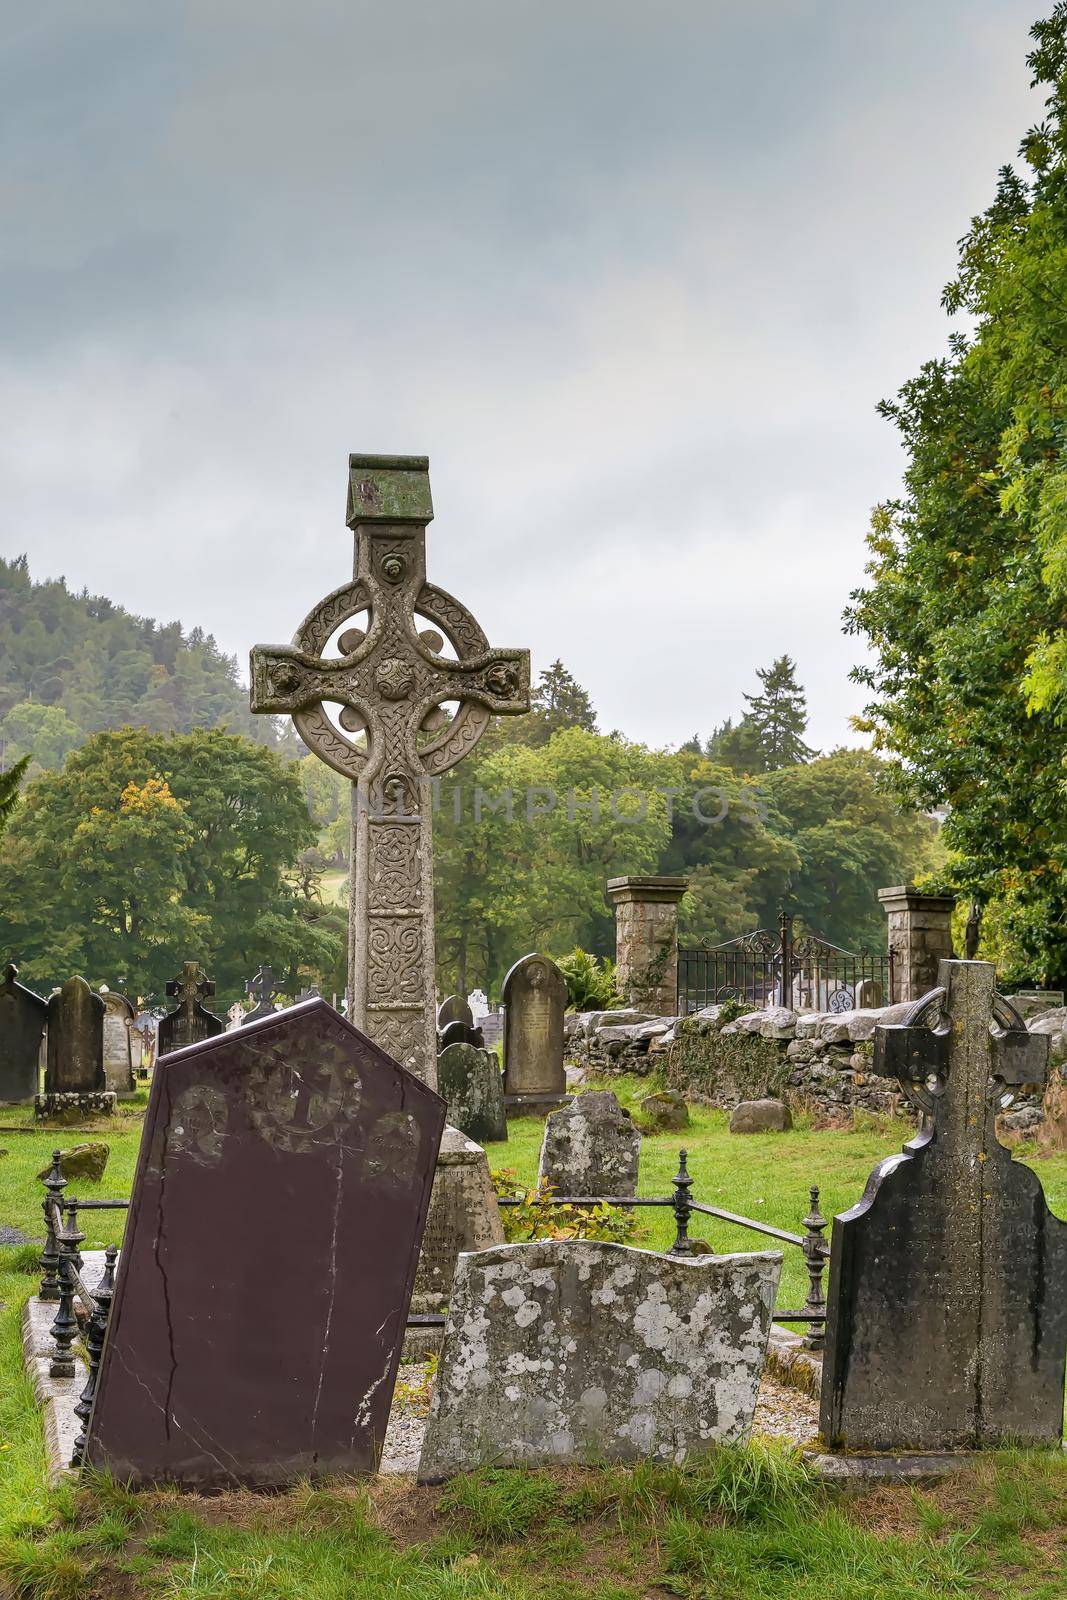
[2,1083,1067,1596]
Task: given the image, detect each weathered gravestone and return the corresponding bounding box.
[438,994,474,1032]
[250,454,530,1086]
[226,1001,246,1031]
[85,999,445,1488]
[405,1126,505,1360]
[243,964,280,1023]
[418,1240,782,1481]
[99,988,137,1098]
[821,959,1067,1452]
[0,961,46,1104]
[502,952,568,1113]
[538,1089,641,1196]
[158,963,224,1056]
[437,1042,507,1144]
[37,976,112,1118]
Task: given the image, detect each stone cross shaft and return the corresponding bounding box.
[251,455,530,1085]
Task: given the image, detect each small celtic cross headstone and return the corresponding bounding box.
[243,965,280,1023]
[250,455,530,1084]
[159,962,224,1056]
[821,959,1067,1451]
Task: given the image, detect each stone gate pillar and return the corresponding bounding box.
[606,876,688,1016]
[878,884,956,1004]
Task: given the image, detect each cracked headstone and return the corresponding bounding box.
[821,958,1067,1451]
[85,998,445,1488]
[417,1240,782,1480]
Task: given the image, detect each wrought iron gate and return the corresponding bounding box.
[677,910,892,1015]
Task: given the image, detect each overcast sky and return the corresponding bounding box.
[1,1,1044,751]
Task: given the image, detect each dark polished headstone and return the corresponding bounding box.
[0,961,46,1104]
[158,963,224,1056]
[242,964,280,1023]
[86,999,445,1488]
[45,976,105,1094]
[438,1017,484,1051]
[821,960,1067,1451]
[437,995,474,1031]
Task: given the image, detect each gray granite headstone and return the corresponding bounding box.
[418,1240,782,1481]
[0,961,46,1104]
[437,1043,507,1144]
[821,959,1067,1451]
[100,989,137,1098]
[538,1090,640,1196]
[502,952,567,1111]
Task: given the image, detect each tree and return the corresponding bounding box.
[1,701,80,770]
[706,658,814,774]
[0,753,29,840]
[846,8,1067,985]
[0,729,343,1001]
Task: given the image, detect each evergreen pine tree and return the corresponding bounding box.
[742,655,815,769]
[0,753,30,840]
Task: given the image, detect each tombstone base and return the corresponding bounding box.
[806,1450,1064,1484]
[406,1127,505,1357]
[34,1092,116,1122]
[504,1091,570,1117]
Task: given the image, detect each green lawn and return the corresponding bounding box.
[2,1082,1067,1597]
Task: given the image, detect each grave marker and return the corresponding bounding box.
[437,995,474,1031]
[159,963,224,1056]
[502,952,568,1112]
[437,1042,507,1143]
[37,977,113,1118]
[821,959,1067,1451]
[250,454,530,1085]
[243,964,280,1023]
[538,1089,640,1196]
[0,961,46,1104]
[418,1240,782,1480]
[99,988,137,1098]
[85,999,445,1488]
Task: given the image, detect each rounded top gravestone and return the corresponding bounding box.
[0,961,47,1105]
[46,976,105,1095]
[437,995,474,1031]
[502,952,568,1109]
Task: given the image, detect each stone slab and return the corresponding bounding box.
[417,1240,782,1481]
[537,1090,641,1196]
[0,963,46,1104]
[85,999,445,1489]
[437,1043,506,1144]
[502,953,567,1100]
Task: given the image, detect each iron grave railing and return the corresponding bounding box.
[678,908,893,1016]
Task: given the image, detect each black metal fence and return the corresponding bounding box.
[38,1144,829,1471]
[678,909,893,1016]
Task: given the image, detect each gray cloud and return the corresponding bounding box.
[0,0,1042,749]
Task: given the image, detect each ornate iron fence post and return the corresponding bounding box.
[72,1244,118,1469]
[39,1150,66,1302]
[49,1200,84,1380]
[670,1149,694,1255]
[801,1184,829,1350]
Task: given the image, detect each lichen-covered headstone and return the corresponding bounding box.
[538,1090,640,1196]
[437,1042,506,1144]
[417,1240,782,1481]
[821,959,1067,1451]
[502,952,567,1112]
[406,1126,505,1358]
[0,961,46,1105]
[86,999,445,1488]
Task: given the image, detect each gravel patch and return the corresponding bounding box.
[0,1226,29,1245]
[380,1364,819,1475]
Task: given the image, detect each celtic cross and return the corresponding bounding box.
[250,455,530,1085]
[158,962,223,1056]
[166,962,215,1011]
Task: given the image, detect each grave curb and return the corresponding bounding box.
[22,1287,91,1485]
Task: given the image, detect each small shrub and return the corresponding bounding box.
[555,948,620,1012]
[491,1169,646,1245]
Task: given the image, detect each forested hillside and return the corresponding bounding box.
[0,555,289,768]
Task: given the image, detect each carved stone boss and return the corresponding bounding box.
[251,455,530,1084]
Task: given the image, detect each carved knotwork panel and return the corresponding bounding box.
[367,1008,427,1071]
[367,918,424,1005]
[369,822,422,911]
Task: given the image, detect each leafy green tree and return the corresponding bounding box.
[1,701,80,771]
[0,729,343,1001]
[846,8,1067,983]
[0,754,30,840]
